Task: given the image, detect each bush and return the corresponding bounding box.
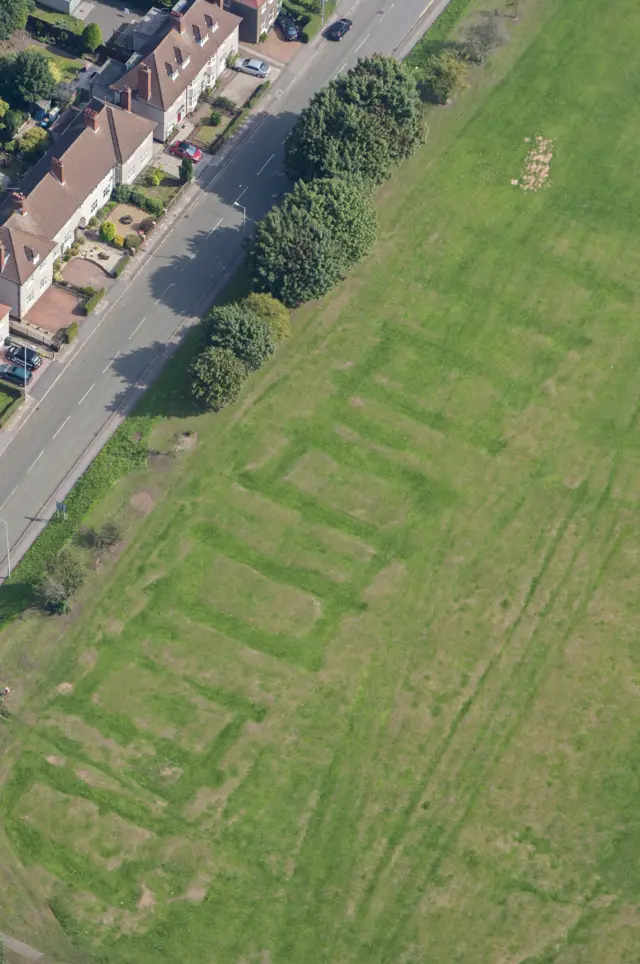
[82,21,102,53]
[87,521,122,550]
[146,165,164,186]
[83,285,95,296]
[88,215,98,228]
[206,302,276,371]
[190,346,248,410]
[65,322,78,343]
[210,110,222,126]
[18,126,49,158]
[243,292,291,342]
[418,49,467,104]
[179,156,193,183]
[113,234,124,249]
[99,220,116,242]
[37,548,84,614]
[98,200,117,219]
[245,80,269,108]
[2,109,23,139]
[114,254,130,277]
[211,95,238,115]
[124,233,141,253]
[83,288,105,315]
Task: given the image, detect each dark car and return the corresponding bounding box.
[328,17,352,40]
[5,343,42,371]
[0,363,33,387]
[276,13,299,40]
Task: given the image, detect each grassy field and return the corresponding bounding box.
[2,0,640,961]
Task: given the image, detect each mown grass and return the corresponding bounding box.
[2,0,640,962]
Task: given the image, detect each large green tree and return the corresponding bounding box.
[206,303,276,371]
[245,176,377,307]
[191,346,248,409]
[3,49,57,105]
[418,49,466,104]
[82,21,102,53]
[0,0,33,42]
[38,549,85,614]
[285,55,425,185]
[243,292,291,342]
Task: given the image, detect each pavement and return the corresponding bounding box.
[0,0,452,581]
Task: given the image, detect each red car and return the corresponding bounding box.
[169,140,202,162]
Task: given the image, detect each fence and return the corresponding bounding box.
[9,320,59,354]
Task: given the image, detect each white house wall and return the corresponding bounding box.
[18,252,55,319]
[120,132,154,184]
[53,166,116,252]
[0,309,9,344]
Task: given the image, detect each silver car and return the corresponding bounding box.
[236,58,271,79]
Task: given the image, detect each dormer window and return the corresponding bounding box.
[204,14,218,32]
[166,62,179,79]
[26,247,40,265]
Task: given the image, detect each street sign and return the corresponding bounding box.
[56,501,67,519]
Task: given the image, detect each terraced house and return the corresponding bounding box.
[111,0,241,141]
[0,101,154,321]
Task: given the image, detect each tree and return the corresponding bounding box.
[0,0,33,42]
[38,549,85,614]
[206,302,276,371]
[2,108,23,139]
[7,49,57,105]
[100,220,116,242]
[191,345,248,409]
[88,521,122,549]
[245,177,377,307]
[17,126,49,157]
[465,14,504,63]
[285,55,425,185]
[146,166,164,187]
[179,156,194,183]
[418,49,467,104]
[82,21,102,53]
[243,292,291,342]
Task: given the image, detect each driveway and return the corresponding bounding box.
[61,258,113,290]
[240,29,302,66]
[24,286,84,335]
[74,0,140,42]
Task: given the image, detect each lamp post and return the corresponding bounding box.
[0,518,10,578]
[233,200,247,227]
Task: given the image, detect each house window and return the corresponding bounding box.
[40,276,48,289]
[103,184,110,197]
[91,199,99,213]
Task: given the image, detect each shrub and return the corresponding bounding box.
[243,292,291,342]
[418,49,467,104]
[146,166,164,186]
[83,288,105,315]
[190,346,248,410]
[113,234,124,249]
[98,200,117,218]
[87,521,122,550]
[210,110,222,126]
[18,126,49,158]
[37,548,84,614]
[206,302,276,371]
[245,80,270,108]
[65,322,78,343]
[3,109,23,139]
[88,215,98,228]
[212,95,237,115]
[114,254,130,277]
[179,156,194,183]
[83,285,95,296]
[99,220,116,242]
[81,21,102,53]
[124,233,141,253]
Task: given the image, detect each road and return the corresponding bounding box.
[0,0,448,579]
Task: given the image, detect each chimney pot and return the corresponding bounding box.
[170,10,184,32]
[51,156,64,184]
[138,63,152,101]
[10,192,26,216]
[121,86,132,112]
[83,107,99,131]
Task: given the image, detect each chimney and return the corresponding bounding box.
[0,241,6,274]
[83,107,99,131]
[51,156,64,184]
[170,10,184,32]
[121,86,132,112]
[10,192,26,216]
[138,63,152,101]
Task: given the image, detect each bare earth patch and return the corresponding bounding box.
[45,755,66,767]
[56,682,74,695]
[137,884,157,910]
[130,492,156,516]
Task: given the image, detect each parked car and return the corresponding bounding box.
[276,13,299,40]
[236,58,271,79]
[328,17,352,40]
[169,140,203,162]
[0,363,33,387]
[5,343,42,371]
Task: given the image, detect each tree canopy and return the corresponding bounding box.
[242,292,291,342]
[82,22,102,53]
[191,346,248,410]
[206,302,276,371]
[0,0,33,42]
[285,55,425,185]
[0,49,57,106]
[418,49,467,104]
[245,176,377,307]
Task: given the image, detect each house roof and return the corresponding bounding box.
[0,100,154,288]
[0,225,56,286]
[0,303,11,318]
[231,0,264,9]
[111,0,241,111]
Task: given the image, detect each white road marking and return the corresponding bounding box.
[207,217,223,238]
[156,283,174,305]
[355,32,370,53]
[336,62,348,78]
[379,1,394,19]
[234,185,249,204]
[256,152,275,176]
[129,317,147,340]
[78,383,95,405]
[0,486,17,511]
[27,451,44,474]
[102,351,120,374]
[52,416,71,440]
